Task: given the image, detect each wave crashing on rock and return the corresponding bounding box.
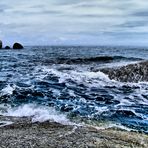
[100,61,148,82]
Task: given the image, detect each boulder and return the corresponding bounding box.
[13,43,24,49]
[100,60,148,82]
[0,40,2,49]
[5,46,11,49]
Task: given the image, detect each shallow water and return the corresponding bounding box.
[0,46,148,133]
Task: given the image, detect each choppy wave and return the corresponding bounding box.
[0,65,148,132]
[0,46,148,133]
[54,56,142,64]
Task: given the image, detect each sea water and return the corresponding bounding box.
[0,46,148,133]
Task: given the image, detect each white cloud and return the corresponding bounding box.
[0,0,148,45]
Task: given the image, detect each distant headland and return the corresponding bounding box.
[0,40,24,49]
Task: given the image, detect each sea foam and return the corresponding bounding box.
[3,104,71,125]
[1,84,15,95]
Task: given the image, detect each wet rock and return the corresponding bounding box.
[0,119,147,147]
[5,46,11,49]
[0,40,2,48]
[100,60,148,82]
[13,42,24,49]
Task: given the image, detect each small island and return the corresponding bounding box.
[0,40,24,49]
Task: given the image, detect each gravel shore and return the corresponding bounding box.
[0,116,148,148]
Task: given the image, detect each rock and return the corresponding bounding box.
[13,42,24,49]
[0,118,147,147]
[100,60,148,82]
[5,46,11,49]
[0,40,2,49]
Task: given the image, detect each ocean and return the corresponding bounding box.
[0,46,148,133]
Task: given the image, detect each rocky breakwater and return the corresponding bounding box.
[0,40,24,49]
[100,60,148,82]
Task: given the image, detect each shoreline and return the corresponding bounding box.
[0,116,148,147]
[0,46,148,147]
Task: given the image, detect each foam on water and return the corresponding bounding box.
[1,84,15,95]
[38,66,148,97]
[0,46,148,133]
[38,66,111,87]
[2,104,71,125]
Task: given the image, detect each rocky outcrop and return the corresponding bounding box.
[100,61,148,82]
[0,116,147,147]
[0,40,2,49]
[0,40,24,49]
[5,46,11,49]
[13,43,24,49]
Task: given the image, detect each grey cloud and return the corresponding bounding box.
[0,23,28,30]
[133,11,148,17]
[11,10,61,15]
[66,31,100,37]
[53,0,82,5]
[1,0,148,46]
[0,9,4,12]
[0,4,10,12]
[29,4,45,9]
[66,13,124,18]
[117,20,148,28]
[102,32,148,41]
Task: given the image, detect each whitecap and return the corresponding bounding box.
[3,104,72,125]
[1,84,15,95]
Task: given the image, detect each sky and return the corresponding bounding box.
[0,0,148,46]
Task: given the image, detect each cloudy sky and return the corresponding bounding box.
[0,0,148,46]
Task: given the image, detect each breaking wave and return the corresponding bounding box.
[0,46,148,133]
[0,103,71,125]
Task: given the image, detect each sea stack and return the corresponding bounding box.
[5,46,11,49]
[13,42,24,49]
[0,40,2,49]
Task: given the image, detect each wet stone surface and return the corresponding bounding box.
[0,116,148,148]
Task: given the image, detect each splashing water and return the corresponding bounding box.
[0,46,148,133]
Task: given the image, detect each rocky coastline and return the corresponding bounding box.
[0,46,147,147]
[0,116,147,148]
[99,60,148,82]
[0,40,24,49]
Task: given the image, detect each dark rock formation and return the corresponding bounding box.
[0,40,2,49]
[13,43,24,49]
[100,61,148,82]
[5,46,11,49]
